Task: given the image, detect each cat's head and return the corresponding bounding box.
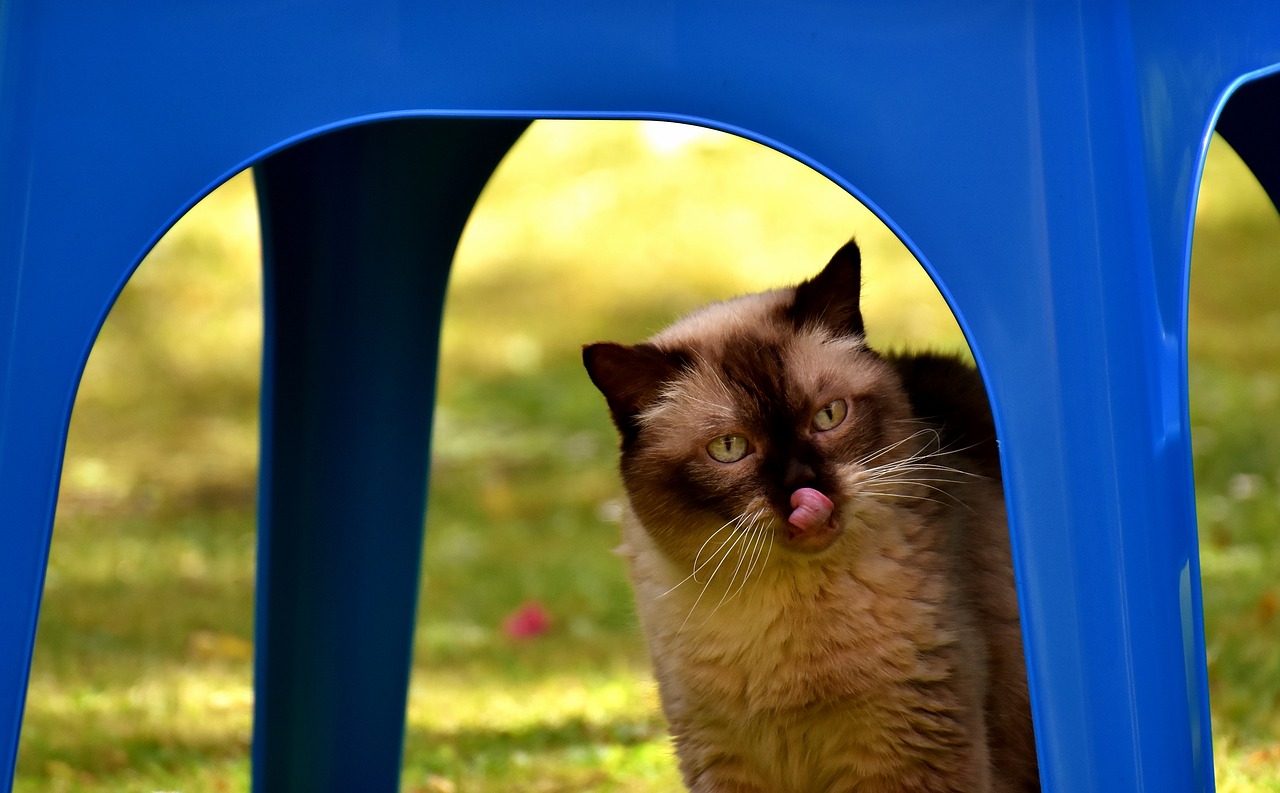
[584,239,924,567]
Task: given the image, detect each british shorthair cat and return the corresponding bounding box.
[583,239,1039,792]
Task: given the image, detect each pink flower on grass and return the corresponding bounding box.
[503,601,552,640]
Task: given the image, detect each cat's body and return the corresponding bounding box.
[584,240,1039,793]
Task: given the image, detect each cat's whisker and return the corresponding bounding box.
[691,512,752,583]
[658,569,705,600]
[745,515,775,590]
[855,427,944,468]
[711,509,770,616]
[749,521,775,595]
[704,516,760,617]
[659,513,748,599]
[881,451,976,468]
[740,510,772,581]
[692,533,737,586]
[677,575,718,634]
[858,489,960,509]
[860,461,984,489]
[860,472,973,491]
[857,453,984,508]
[858,430,992,481]
[858,475,971,508]
[726,521,767,603]
[678,510,760,632]
[683,507,778,631]
[867,452,981,476]
[902,443,992,473]
[901,458,988,478]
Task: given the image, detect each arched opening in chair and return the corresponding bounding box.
[1191,69,1280,783]
[26,116,992,790]
[412,119,974,787]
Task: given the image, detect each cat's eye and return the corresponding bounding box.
[812,399,848,432]
[706,433,751,463]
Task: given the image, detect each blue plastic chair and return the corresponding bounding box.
[2,2,1278,790]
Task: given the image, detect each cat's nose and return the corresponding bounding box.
[782,458,818,490]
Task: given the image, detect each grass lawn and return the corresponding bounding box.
[15,121,1280,792]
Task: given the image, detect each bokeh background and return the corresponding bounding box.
[16,120,1280,792]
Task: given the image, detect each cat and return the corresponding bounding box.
[582,239,1039,793]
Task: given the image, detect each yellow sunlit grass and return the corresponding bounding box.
[445,120,964,379]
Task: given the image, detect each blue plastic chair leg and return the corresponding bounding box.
[1216,71,1280,211]
[0,330,101,789]
[251,118,526,792]
[0,176,153,790]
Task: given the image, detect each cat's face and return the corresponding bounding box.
[585,240,923,568]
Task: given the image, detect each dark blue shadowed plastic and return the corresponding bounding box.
[2,3,1279,791]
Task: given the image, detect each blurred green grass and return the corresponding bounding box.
[16,121,1280,792]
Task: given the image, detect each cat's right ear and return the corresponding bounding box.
[789,237,866,338]
[583,342,685,440]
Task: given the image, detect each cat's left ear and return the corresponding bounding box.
[583,342,686,441]
[788,237,865,338]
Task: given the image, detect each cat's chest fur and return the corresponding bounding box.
[621,507,955,706]
[619,508,984,791]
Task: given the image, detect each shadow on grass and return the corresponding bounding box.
[19,710,668,792]
[16,723,249,793]
[402,713,675,792]
[408,713,665,760]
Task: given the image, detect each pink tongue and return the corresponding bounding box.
[788,487,834,533]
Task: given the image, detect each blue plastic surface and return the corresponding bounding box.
[2,2,1279,791]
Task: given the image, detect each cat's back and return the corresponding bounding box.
[891,352,1040,792]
